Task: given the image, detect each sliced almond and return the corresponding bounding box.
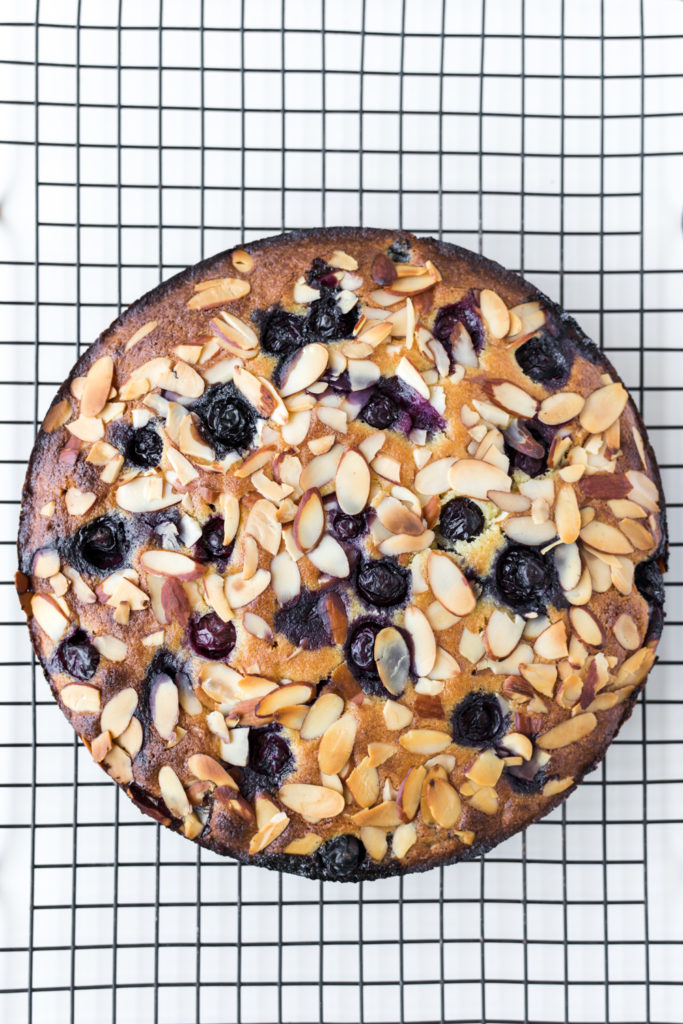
[537,712,597,750]
[150,674,179,741]
[377,496,424,537]
[580,520,634,555]
[490,380,537,418]
[383,700,413,731]
[360,826,387,861]
[487,490,530,513]
[570,607,605,647]
[188,277,250,310]
[61,683,100,713]
[351,801,402,828]
[308,535,350,578]
[374,627,411,697]
[158,764,191,818]
[485,609,525,659]
[31,593,69,641]
[502,516,557,546]
[256,682,314,718]
[245,498,282,556]
[187,753,236,788]
[347,756,380,808]
[539,391,585,425]
[248,811,289,854]
[140,550,202,580]
[81,355,114,418]
[284,834,323,855]
[278,343,328,397]
[270,551,301,605]
[399,729,451,756]
[519,662,557,698]
[396,764,427,822]
[613,613,641,651]
[318,712,357,775]
[232,249,253,273]
[92,635,127,662]
[335,448,370,514]
[414,456,456,496]
[300,692,344,740]
[448,458,511,500]
[426,777,462,828]
[396,356,429,399]
[292,488,325,552]
[404,605,437,677]
[480,289,510,339]
[554,542,582,591]
[234,365,288,423]
[279,783,344,822]
[33,549,60,578]
[392,822,418,859]
[555,484,581,544]
[616,646,655,687]
[43,397,72,432]
[618,519,653,551]
[102,744,133,784]
[427,551,476,616]
[299,444,343,491]
[466,749,504,787]
[224,568,271,608]
[579,382,628,434]
[534,620,569,661]
[378,530,435,557]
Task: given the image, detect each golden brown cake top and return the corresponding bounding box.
[17,229,665,881]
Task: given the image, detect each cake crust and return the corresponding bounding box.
[18,228,666,881]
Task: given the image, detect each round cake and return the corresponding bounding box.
[17,228,666,881]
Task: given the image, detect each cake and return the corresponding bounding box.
[17,228,666,881]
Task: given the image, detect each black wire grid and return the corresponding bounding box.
[1,1,682,1022]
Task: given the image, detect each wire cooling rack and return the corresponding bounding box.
[1,1,682,1022]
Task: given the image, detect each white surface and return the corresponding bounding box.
[1,1,682,1022]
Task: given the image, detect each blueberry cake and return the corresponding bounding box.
[17,228,666,881]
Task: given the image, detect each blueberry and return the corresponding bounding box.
[495,545,551,612]
[125,424,162,469]
[345,619,386,697]
[306,290,359,343]
[188,612,236,660]
[192,382,257,457]
[274,589,333,650]
[306,258,339,290]
[503,419,550,478]
[248,725,293,781]
[451,691,507,749]
[317,834,364,880]
[433,290,486,356]
[386,237,411,263]
[356,558,409,609]
[73,515,128,573]
[439,497,485,545]
[504,767,546,794]
[328,508,369,542]
[515,331,572,388]
[359,392,399,430]
[258,306,307,356]
[194,516,234,568]
[57,629,99,681]
[634,558,666,643]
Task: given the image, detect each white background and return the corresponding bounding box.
[1,1,682,1022]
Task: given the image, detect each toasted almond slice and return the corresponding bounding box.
[580,520,634,555]
[351,800,402,827]
[279,784,345,822]
[618,518,653,551]
[300,693,344,740]
[392,822,418,858]
[537,712,597,750]
[383,700,413,731]
[269,551,301,605]
[554,542,582,591]
[158,764,191,818]
[404,606,437,677]
[188,277,250,310]
[231,249,253,273]
[502,516,557,546]
[466,749,504,787]
[31,593,69,641]
[367,742,396,768]
[224,568,271,608]
[61,683,100,713]
[427,551,476,617]
[347,757,380,809]
[569,607,604,646]
[299,444,344,491]
[234,365,288,422]
[249,811,289,854]
[487,490,531,513]
[608,499,647,520]
[519,661,557,697]
[93,635,127,662]
[245,498,282,556]
[385,271,437,296]
[485,609,525,660]
[187,753,236,788]
[426,777,462,828]
[396,765,427,822]
[616,646,655,687]
[318,712,357,775]
[506,301,546,341]
[67,415,104,442]
[33,549,60,578]
[116,476,182,514]
[81,355,114,418]
[399,729,451,755]
[359,826,387,861]
[140,550,202,580]
[43,397,72,432]
[533,620,569,661]
[626,470,660,513]
[448,458,511,500]
[555,483,581,544]
[292,488,325,552]
[256,682,314,718]
[102,744,133,784]
[539,391,585,425]
[490,380,537,418]
[372,453,401,484]
[308,535,350,578]
[503,732,533,760]
[284,834,323,855]
[279,343,328,397]
[150,674,179,741]
[335,448,370,514]
[614,613,641,651]
[374,628,411,697]
[579,382,628,434]
[478,288,509,339]
[124,320,158,352]
[396,356,430,399]
[377,496,424,537]
[414,456,456,496]
[378,530,435,557]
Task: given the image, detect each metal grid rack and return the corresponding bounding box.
[1,1,682,1022]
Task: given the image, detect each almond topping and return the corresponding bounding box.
[307,535,350,578]
[579,382,628,434]
[448,458,511,500]
[579,520,634,555]
[299,444,344,491]
[396,356,430,399]
[397,765,427,822]
[279,784,345,822]
[124,320,158,352]
[538,391,585,425]
[502,516,557,546]
[31,593,69,641]
[256,682,314,718]
[466,749,503,787]
[292,488,325,552]
[43,398,72,432]
[519,662,557,698]
[570,607,604,646]
[224,568,271,608]
[187,753,236,788]
[399,729,451,756]
[270,551,301,605]
[555,483,581,544]
[300,693,344,740]
[279,343,328,398]
[618,519,653,551]
[414,456,456,496]
[140,550,202,580]
[537,712,598,750]
[534,620,569,661]
[427,551,476,616]
[61,683,100,713]
[347,757,380,809]
[187,277,250,310]
[613,613,641,651]
[426,777,462,828]
[392,822,418,859]
[404,605,437,677]
[554,542,582,591]
[351,801,402,828]
[489,380,537,418]
[480,289,510,339]
[80,355,114,418]
[318,712,357,775]
[374,627,411,697]
[485,609,525,659]
[335,448,371,515]
[158,764,191,818]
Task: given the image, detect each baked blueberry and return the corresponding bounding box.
[193,382,257,457]
[515,331,571,388]
[306,258,339,290]
[306,290,359,343]
[57,630,99,681]
[386,237,411,262]
[274,589,333,650]
[72,515,128,573]
[359,377,445,436]
[258,306,307,356]
[504,766,546,794]
[495,545,551,612]
[188,612,236,660]
[356,558,409,609]
[248,725,293,784]
[346,619,388,697]
[433,290,486,356]
[317,834,364,880]
[359,392,399,430]
[451,691,507,749]
[439,497,485,545]
[328,508,369,542]
[193,516,234,568]
[125,424,162,469]
[635,558,666,642]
